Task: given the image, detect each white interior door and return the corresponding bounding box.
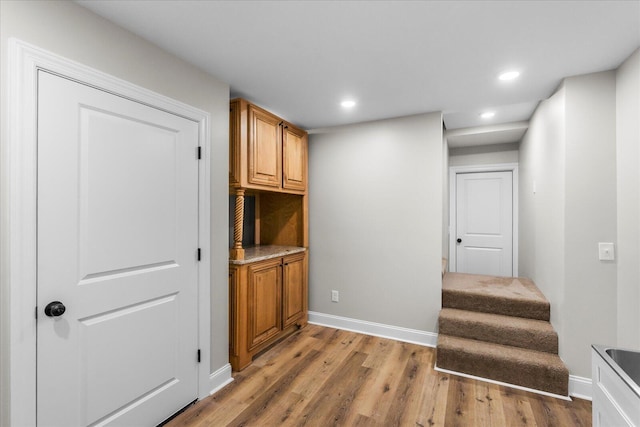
[37,71,200,426]
[455,171,513,277]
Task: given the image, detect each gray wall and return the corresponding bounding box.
[615,48,640,349]
[308,113,443,331]
[519,68,625,378]
[0,2,230,423]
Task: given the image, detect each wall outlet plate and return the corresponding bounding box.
[331,290,339,302]
[598,242,615,261]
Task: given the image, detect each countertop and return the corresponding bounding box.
[229,245,306,265]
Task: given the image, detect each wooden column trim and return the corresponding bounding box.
[230,188,245,260]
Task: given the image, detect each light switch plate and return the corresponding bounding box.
[598,242,615,261]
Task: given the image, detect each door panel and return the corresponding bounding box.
[37,71,199,426]
[456,171,513,277]
[79,107,177,277]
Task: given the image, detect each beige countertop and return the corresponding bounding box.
[229,245,306,265]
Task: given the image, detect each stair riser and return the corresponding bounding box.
[437,346,568,396]
[442,291,550,321]
[438,317,558,354]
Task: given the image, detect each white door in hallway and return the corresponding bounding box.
[455,171,513,277]
[37,71,200,426]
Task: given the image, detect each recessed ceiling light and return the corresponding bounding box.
[340,100,356,109]
[499,70,520,81]
[480,111,495,119]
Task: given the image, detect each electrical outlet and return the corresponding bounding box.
[598,242,615,261]
[331,290,339,302]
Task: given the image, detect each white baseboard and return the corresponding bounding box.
[208,363,234,396]
[435,365,572,401]
[308,311,593,401]
[569,375,592,401]
[308,311,438,347]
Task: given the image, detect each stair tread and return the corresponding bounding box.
[438,308,558,353]
[437,334,569,395]
[443,273,548,303]
[442,273,550,320]
[439,308,555,332]
[437,334,565,367]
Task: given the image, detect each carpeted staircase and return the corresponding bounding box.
[436,272,569,396]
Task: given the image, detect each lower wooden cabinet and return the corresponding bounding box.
[229,251,307,371]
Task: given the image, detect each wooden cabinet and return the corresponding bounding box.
[230,98,307,194]
[229,251,307,371]
[229,98,308,371]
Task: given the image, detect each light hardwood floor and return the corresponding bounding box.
[167,324,591,427]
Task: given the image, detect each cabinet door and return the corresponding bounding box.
[248,259,282,350]
[282,254,306,328]
[248,106,281,188]
[282,124,307,192]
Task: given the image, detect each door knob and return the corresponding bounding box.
[44,301,66,317]
[457,238,462,243]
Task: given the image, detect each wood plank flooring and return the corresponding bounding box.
[167,325,591,427]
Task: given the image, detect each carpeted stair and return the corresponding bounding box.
[436,272,569,396]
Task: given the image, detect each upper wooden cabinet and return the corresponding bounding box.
[230,98,307,194]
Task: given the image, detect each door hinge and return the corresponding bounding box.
[197,349,201,363]
[35,306,38,319]
[197,248,201,261]
[197,146,202,160]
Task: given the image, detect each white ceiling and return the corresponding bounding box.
[77,0,639,136]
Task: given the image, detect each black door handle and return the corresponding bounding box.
[457,238,462,243]
[44,301,66,317]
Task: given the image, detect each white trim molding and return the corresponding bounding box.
[208,364,234,396]
[308,311,438,347]
[434,365,572,401]
[4,38,212,425]
[448,163,519,276]
[433,368,592,401]
[569,375,592,401]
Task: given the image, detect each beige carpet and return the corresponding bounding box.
[437,272,569,396]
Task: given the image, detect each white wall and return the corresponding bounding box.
[449,142,519,167]
[0,2,230,424]
[519,69,621,378]
[443,136,450,265]
[563,70,618,377]
[308,113,443,331]
[518,86,567,353]
[615,48,640,349]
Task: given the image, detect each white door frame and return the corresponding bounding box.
[4,39,211,426]
[448,163,519,276]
